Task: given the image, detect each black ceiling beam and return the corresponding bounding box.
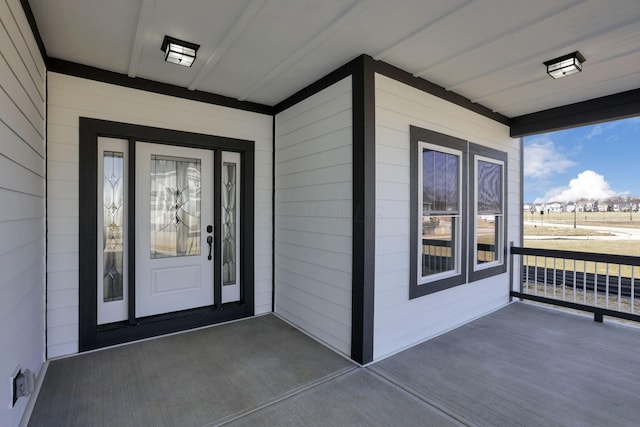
[20,0,47,62]
[510,88,640,137]
[47,58,274,116]
[372,59,510,126]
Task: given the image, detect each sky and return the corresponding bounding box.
[523,116,640,203]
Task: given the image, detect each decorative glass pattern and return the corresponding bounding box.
[222,162,237,286]
[103,151,124,302]
[150,155,201,258]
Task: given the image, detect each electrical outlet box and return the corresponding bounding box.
[10,368,33,408]
[10,367,20,408]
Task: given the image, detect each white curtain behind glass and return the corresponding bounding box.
[150,155,202,258]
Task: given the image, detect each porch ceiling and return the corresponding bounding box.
[28,0,640,118]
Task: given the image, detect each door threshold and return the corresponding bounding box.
[86,304,251,352]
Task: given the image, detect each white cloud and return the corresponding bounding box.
[542,170,617,203]
[586,124,603,139]
[524,138,575,179]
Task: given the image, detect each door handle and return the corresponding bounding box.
[207,235,213,260]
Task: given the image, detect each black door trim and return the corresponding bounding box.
[79,117,255,351]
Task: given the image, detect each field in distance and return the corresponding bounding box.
[524,210,640,229]
[524,211,640,256]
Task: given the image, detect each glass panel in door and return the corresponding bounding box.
[150,155,202,259]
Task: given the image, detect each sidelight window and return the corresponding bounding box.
[97,137,129,325]
[103,151,125,302]
[222,161,237,286]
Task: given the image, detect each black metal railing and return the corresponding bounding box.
[422,238,454,275]
[422,239,495,274]
[510,246,640,323]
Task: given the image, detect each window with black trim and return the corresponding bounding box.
[410,126,507,299]
[469,145,507,282]
[410,126,467,299]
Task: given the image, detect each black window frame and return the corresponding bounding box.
[410,126,468,299]
[411,126,509,299]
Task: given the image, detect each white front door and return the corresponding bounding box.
[135,142,214,318]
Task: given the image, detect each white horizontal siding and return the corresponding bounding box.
[0,1,46,425]
[46,73,273,358]
[373,73,521,361]
[275,77,353,356]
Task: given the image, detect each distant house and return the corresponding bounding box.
[546,202,563,212]
[619,202,632,212]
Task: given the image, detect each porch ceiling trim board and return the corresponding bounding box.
[187,0,265,91]
[496,65,640,116]
[238,0,373,101]
[275,55,509,126]
[18,0,46,63]
[372,0,474,62]
[446,14,640,95]
[412,0,587,79]
[38,52,640,140]
[127,0,155,78]
[471,47,640,106]
[273,56,360,114]
[47,57,274,116]
[237,0,375,102]
[373,59,510,126]
[510,87,640,137]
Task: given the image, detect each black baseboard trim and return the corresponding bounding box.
[87,306,250,351]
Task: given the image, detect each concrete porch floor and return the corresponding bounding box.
[28,303,640,426]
